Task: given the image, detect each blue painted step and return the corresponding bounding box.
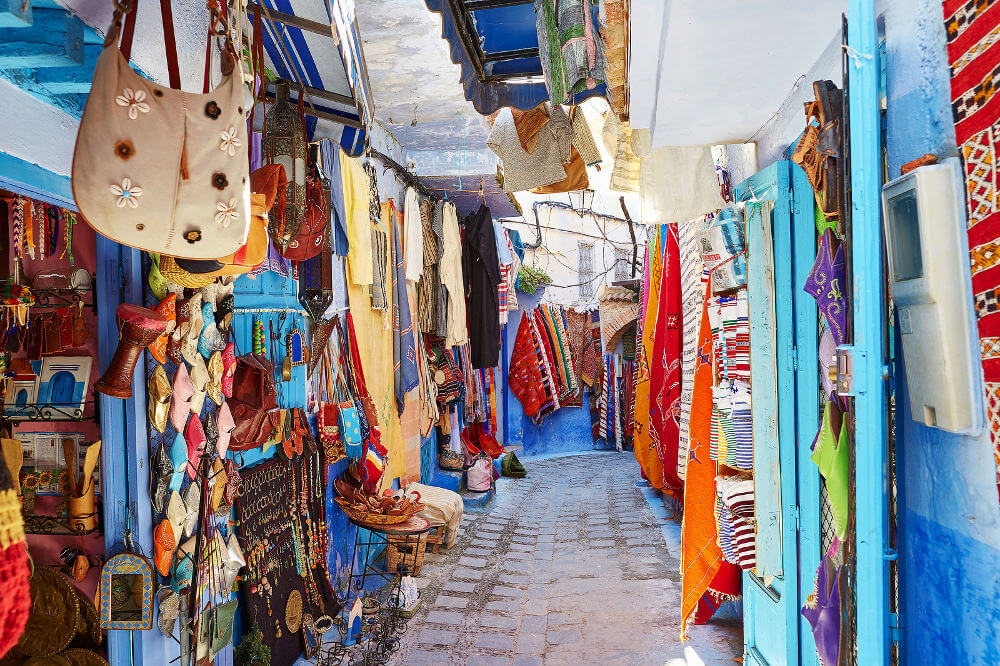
[461,486,494,510]
[429,468,462,493]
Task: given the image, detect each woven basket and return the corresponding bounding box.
[334,497,424,527]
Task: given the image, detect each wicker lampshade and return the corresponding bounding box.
[265,80,307,250]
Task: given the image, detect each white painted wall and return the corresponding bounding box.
[629,0,847,147]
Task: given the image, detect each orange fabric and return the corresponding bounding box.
[530,146,589,194]
[680,285,723,638]
[633,229,665,491]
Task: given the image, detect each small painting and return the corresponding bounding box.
[36,356,92,419]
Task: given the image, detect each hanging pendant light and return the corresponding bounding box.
[265,80,306,250]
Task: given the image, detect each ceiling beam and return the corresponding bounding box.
[246,1,333,37]
[484,70,543,83]
[263,92,364,129]
[482,47,538,63]
[270,78,356,108]
[465,0,533,10]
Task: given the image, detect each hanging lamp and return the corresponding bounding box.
[265,80,306,250]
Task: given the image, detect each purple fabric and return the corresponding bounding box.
[800,557,842,666]
[804,229,847,345]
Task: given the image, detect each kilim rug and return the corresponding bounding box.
[943,0,1000,501]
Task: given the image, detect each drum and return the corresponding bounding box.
[94,304,168,399]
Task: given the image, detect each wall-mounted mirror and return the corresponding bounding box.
[286,327,308,367]
[99,553,153,630]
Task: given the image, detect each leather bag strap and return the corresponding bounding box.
[118,0,182,90]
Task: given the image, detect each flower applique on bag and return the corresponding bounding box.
[72,0,251,259]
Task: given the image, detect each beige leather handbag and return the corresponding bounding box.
[72,0,251,259]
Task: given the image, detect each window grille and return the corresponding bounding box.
[579,242,594,299]
[615,247,630,280]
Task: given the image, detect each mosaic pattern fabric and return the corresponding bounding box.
[944,0,1000,500]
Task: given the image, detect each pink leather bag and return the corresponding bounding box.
[466,457,493,492]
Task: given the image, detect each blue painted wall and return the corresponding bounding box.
[880,1,1000,663]
[502,290,608,458]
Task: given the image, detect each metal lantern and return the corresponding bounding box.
[265,80,307,249]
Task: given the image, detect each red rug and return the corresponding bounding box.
[944,0,1000,501]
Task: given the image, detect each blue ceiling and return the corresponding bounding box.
[424,0,605,115]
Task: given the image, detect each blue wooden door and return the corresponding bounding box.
[736,160,821,666]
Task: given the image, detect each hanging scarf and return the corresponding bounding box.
[681,285,736,636]
[389,203,419,413]
[633,229,665,490]
[9,197,25,262]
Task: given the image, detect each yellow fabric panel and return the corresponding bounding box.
[339,151,373,285]
[346,203,403,483]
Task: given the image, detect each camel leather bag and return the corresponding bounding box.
[72,0,251,259]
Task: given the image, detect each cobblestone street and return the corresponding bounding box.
[391,452,742,665]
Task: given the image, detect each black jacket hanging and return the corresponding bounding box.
[462,203,501,369]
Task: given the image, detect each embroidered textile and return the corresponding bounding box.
[649,223,683,496]
[681,286,737,636]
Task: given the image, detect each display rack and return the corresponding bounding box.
[318,515,431,665]
[4,399,97,421]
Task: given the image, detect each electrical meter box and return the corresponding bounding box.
[881,157,982,433]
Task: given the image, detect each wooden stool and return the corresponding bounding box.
[425,525,448,553]
[386,533,428,574]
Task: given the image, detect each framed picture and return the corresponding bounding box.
[3,378,38,418]
[36,356,92,420]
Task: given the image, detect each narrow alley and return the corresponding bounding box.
[392,453,742,665]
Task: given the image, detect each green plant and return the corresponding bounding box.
[234,624,271,666]
[517,265,550,295]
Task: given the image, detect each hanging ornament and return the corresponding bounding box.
[264,80,307,251]
[253,318,266,355]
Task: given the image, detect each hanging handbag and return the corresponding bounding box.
[228,353,279,451]
[426,340,463,404]
[72,0,251,259]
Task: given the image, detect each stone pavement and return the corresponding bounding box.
[390,452,742,666]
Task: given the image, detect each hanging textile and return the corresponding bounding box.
[318,140,350,256]
[441,202,469,348]
[340,151,373,285]
[416,200,443,338]
[633,228,665,490]
[649,223,684,496]
[534,0,605,105]
[509,314,548,421]
[678,214,710,481]
[389,203,419,414]
[681,286,741,636]
[463,204,502,369]
[943,0,1000,501]
[345,206,405,483]
[403,187,423,281]
[432,203,448,337]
